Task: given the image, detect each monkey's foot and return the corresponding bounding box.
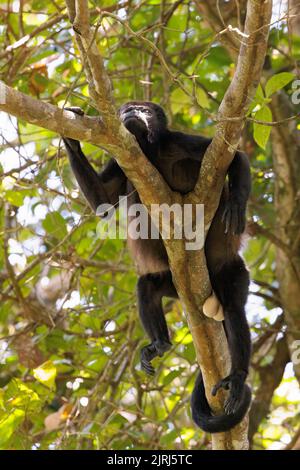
[203,292,224,321]
[140,340,171,376]
[212,370,247,415]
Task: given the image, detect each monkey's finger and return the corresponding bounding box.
[238,209,246,234]
[234,206,246,234]
[64,106,85,116]
[224,395,239,415]
[230,206,239,235]
[224,384,243,414]
[141,360,155,376]
[221,206,228,227]
[222,205,230,234]
[212,383,220,396]
[212,377,231,396]
[225,209,231,234]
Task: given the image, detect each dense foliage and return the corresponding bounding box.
[0,0,299,450]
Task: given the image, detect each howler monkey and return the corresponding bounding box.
[63,102,252,433]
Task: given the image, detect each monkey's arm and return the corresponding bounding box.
[63,138,126,212]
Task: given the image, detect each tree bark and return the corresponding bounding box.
[271,92,300,382]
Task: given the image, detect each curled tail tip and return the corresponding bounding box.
[191,372,252,434]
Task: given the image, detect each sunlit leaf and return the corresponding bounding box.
[196,88,210,109]
[0,409,24,448]
[253,106,273,149]
[42,211,68,239]
[33,360,57,389]
[265,72,295,97]
[5,379,41,414]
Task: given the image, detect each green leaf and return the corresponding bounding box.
[170,88,190,114]
[265,72,295,97]
[247,85,270,115]
[162,368,185,386]
[4,190,25,207]
[42,211,68,239]
[0,409,24,448]
[256,84,265,100]
[5,379,41,414]
[196,88,210,109]
[33,360,57,389]
[0,390,4,410]
[253,106,273,149]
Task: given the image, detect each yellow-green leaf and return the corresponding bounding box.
[253,106,273,149]
[196,88,210,109]
[42,211,68,240]
[0,409,24,448]
[33,360,57,389]
[5,379,41,414]
[170,88,190,114]
[265,72,295,98]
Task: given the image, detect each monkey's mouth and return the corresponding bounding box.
[120,110,149,129]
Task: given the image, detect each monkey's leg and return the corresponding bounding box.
[209,256,251,415]
[137,271,177,375]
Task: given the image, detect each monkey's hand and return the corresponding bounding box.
[212,370,247,415]
[64,106,85,116]
[222,195,246,235]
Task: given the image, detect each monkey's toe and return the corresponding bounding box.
[141,359,155,376]
[212,376,231,396]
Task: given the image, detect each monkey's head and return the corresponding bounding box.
[119,101,167,144]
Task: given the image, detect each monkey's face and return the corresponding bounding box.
[119,101,167,144]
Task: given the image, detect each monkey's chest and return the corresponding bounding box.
[125,182,169,275]
[157,159,200,194]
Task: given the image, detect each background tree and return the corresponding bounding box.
[0,0,299,451]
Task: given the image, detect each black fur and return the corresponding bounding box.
[191,371,252,433]
[62,101,252,433]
